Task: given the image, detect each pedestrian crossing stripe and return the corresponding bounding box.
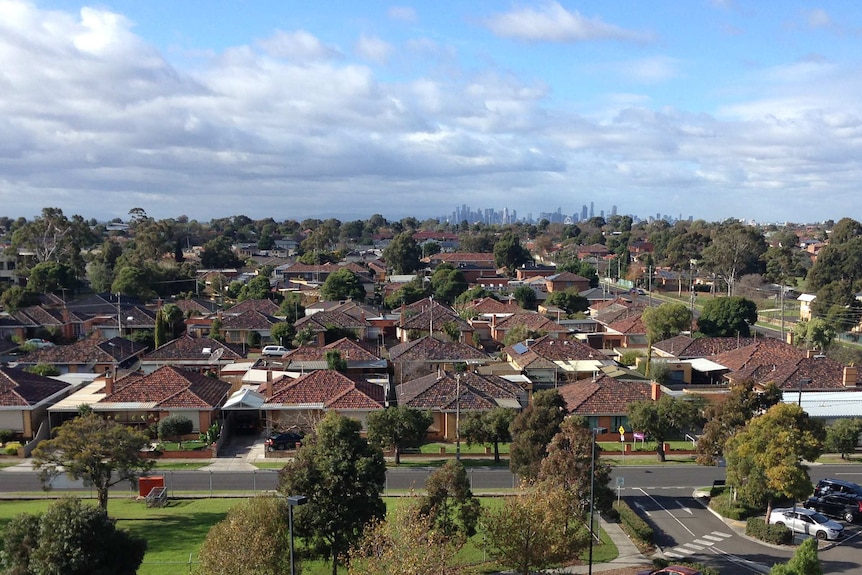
[665,531,733,559]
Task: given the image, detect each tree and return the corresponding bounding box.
[460,407,516,462]
[626,394,702,462]
[696,381,782,465]
[697,296,758,337]
[512,285,537,310]
[154,305,168,349]
[430,265,468,305]
[700,224,767,295]
[643,302,692,342]
[482,481,588,575]
[31,412,153,510]
[26,261,77,294]
[196,495,291,575]
[366,406,433,465]
[278,293,306,323]
[539,416,613,515]
[208,317,223,341]
[24,363,61,377]
[10,207,93,276]
[769,536,822,575]
[493,232,532,272]
[545,289,589,315]
[382,232,422,274]
[320,268,365,302]
[277,412,386,575]
[346,499,464,575]
[325,350,347,371]
[810,281,862,334]
[292,326,316,347]
[383,277,428,309]
[725,403,825,519]
[111,265,156,301]
[237,274,273,301]
[824,418,862,460]
[157,414,194,448]
[0,497,146,575]
[793,318,836,351]
[270,321,295,348]
[509,389,568,480]
[418,460,481,538]
[200,236,243,269]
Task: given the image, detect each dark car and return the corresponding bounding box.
[814,478,862,497]
[804,493,862,523]
[265,430,303,451]
[636,566,702,575]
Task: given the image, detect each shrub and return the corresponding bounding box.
[746,517,791,545]
[651,559,720,575]
[4,442,22,455]
[709,491,757,521]
[613,500,653,544]
[0,429,14,444]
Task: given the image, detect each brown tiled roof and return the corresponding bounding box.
[226,298,281,316]
[266,370,384,409]
[294,309,368,332]
[653,335,758,359]
[0,367,69,407]
[284,338,381,362]
[144,335,245,361]
[172,298,219,315]
[221,310,279,330]
[558,375,653,415]
[725,351,860,391]
[13,306,64,326]
[431,253,495,263]
[397,370,525,411]
[389,336,490,363]
[493,313,567,333]
[100,366,230,409]
[17,336,148,366]
[547,272,590,283]
[463,297,524,314]
[606,314,646,334]
[509,336,600,361]
[400,306,472,332]
[593,302,647,325]
[709,339,807,372]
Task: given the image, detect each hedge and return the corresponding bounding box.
[745,517,792,545]
[613,500,653,544]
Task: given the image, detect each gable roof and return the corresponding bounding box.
[284,338,381,362]
[0,367,70,407]
[16,336,148,367]
[294,309,369,332]
[264,370,384,410]
[225,298,281,316]
[558,375,654,415]
[652,335,758,359]
[144,335,245,361]
[221,310,280,330]
[99,366,231,409]
[397,370,526,411]
[388,336,490,363]
[493,313,567,333]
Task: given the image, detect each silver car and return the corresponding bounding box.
[768,507,844,540]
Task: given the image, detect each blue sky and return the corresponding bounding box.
[3,1,862,224]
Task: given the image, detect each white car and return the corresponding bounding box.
[768,507,844,540]
[261,345,288,357]
[24,338,55,349]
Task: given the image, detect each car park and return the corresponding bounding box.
[814,477,862,497]
[261,345,288,357]
[636,566,702,575]
[265,430,303,451]
[768,507,844,540]
[804,493,862,523]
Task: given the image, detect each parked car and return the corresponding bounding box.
[24,338,54,349]
[768,507,844,540]
[637,566,702,575]
[804,493,862,523]
[261,345,288,357]
[265,430,303,451]
[814,477,862,497]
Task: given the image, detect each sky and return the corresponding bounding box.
[2,0,862,225]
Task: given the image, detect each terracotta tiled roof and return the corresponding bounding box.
[225,298,281,316]
[606,314,646,334]
[389,336,490,363]
[0,367,69,407]
[558,374,653,415]
[653,335,758,359]
[266,370,384,409]
[221,310,279,330]
[546,272,590,283]
[397,370,526,411]
[709,339,807,372]
[284,338,381,362]
[144,335,245,361]
[508,336,600,361]
[493,313,567,333]
[100,366,230,409]
[400,306,473,332]
[294,309,368,332]
[431,253,495,263]
[172,298,219,315]
[592,302,647,325]
[463,297,524,314]
[17,336,148,367]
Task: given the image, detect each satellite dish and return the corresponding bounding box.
[208,348,225,364]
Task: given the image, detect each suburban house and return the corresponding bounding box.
[0,367,73,440]
[558,375,661,441]
[15,336,149,375]
[220,310,280,345]
[294,309,370,346]
[502,336,614,388]
[395,298,473,343]
[140,335,246,375]
[396,369,527,441]
[489,312,568,345]
[545,272,591,293]
[389,335,492,384]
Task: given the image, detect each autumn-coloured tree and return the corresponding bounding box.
[460,407,516,463]
[419,460,481,538]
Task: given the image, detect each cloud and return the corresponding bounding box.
[256,29,340,62]
[354,35,392,64]
[591,56,681,83]
[388,6,417,23]
[806,9,832,29]
[484,1,654,44]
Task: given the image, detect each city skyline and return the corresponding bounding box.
[2,1,862,223]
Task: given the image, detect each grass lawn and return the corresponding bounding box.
[150,461,211,470]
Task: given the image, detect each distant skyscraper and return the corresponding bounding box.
[590,202,594,219]
[611,205,617,217]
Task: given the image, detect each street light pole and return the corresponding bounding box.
[455,373,461,461]
[588,426,606,575]
[286,495,308,575]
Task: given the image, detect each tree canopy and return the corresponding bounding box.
[382,232,422,275]
[320,268,365,302]
[643,302,692,342]
[32,412,153,510]
[697,296,758,337]
[366,406,433,465]
[418,460,481,539]
[509,389,567,480]
[627,394,702,462]
[460,407,516,463]
[493,232,532,272]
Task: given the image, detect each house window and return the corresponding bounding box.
[612,416,629,431]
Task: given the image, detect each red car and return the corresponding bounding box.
[637,567,702,575]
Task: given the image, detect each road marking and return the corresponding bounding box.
[713,531,733,538]
[693,538,715,546]
[677,500,693,514]
[633,501,651,517]
[681,543,705,551]
[711,547,772,574]
[635,487,695,536]
[702,534,725,542]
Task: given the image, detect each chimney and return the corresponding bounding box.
[103,374,114,396]
[650,382,661,401]
[265,369,274,399]
[844,366,859,388]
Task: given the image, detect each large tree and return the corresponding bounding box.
[770,537,822,575]
[429,264,468,305]
[196,495,291,575]
[626,394,702,462]
[278,412,386,575]
[697,296,758,337]
[643,302,693,342]
[700,224,767,295]
[725,403,825,519]
[509,389,568,480]
[0,497,146,575]
[418,460,481,539]
[493,232,532,272]
[366,406,433,465]
[824,418,862,460]
[200,236,243,269]
[32,412,153,510]
[460,407,516,463]
[320,268,365,302]
[545,289,589,315]
[382,232,422,275]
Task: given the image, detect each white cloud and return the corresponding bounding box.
[388,6,417,23]
[484,1,654,44]
[256,30,340,62]
[807,9,832,29]
[354,35,392,64]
